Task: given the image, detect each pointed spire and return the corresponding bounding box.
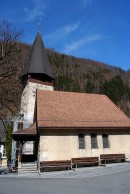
[23,32,54,80]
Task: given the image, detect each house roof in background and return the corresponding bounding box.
[22,32,54,79]
[37,90,130,128]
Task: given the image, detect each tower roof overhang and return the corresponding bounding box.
[12,123,37,141]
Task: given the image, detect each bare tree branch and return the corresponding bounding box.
[0,19,24,117]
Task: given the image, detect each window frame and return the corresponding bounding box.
[91,133,98,149]
[18,122,23,131]
[78,133,85,149]
[102,133,110,148]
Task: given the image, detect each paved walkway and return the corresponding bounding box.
[1,162,130,178]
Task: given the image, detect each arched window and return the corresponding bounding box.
[78,133,85,149]
[91,133,98,149]
[102,133,110,148]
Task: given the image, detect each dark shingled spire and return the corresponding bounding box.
[23,32,54,80]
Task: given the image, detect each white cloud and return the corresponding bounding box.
[63,22,80,34]
[63,35,102,54]
[45,22,80,43]
[81,0,93,8]
[24,0,47,21]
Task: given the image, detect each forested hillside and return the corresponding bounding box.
[1,43,130,118]
[48,50,130,117]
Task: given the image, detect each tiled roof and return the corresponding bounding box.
[37,90,130,128]
[12,123,37,136]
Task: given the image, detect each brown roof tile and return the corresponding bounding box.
[12,123,37,141]
[37,90,130,128]
[12,122,37,136]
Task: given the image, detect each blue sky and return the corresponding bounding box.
[0,0,130,71]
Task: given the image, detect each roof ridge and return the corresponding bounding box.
[37,89,106,97]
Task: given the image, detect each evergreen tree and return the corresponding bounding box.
[100,75,130,105]
[5,122,13,160]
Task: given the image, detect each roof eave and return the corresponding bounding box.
[38,126,130,130]
[12,133,37,141]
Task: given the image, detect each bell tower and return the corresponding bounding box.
[12,31,54,166]
[21,32,54,127]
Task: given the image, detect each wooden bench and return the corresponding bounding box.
[40,160,71,172]
[71,157,99,168]
[100,154,126,165]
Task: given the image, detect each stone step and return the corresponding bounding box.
[21,165,37,169]
[18,168,37,171]
[21,162,37,166]
[18,162,38,175]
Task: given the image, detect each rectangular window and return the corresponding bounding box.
[18,122,23,130]
[91,133,98,149]
[78,133,85,149]
[102,134,110,148]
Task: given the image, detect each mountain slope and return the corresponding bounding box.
[0,44,130,117]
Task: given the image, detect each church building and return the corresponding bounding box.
[12,31,130,173]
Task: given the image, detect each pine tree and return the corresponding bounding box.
[5,122,13,160]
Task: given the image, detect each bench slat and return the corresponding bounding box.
[40,160,71,171]
[71,157,99,168]
[100,154,126,165]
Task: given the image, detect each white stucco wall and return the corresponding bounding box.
[39,129,130,161]
[20,82,53,155]
[21,82,53,126]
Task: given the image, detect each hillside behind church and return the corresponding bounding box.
[0,43,130,118]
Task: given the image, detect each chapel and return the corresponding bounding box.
[12,31,130,173]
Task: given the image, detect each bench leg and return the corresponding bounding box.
[71,164,75,171]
